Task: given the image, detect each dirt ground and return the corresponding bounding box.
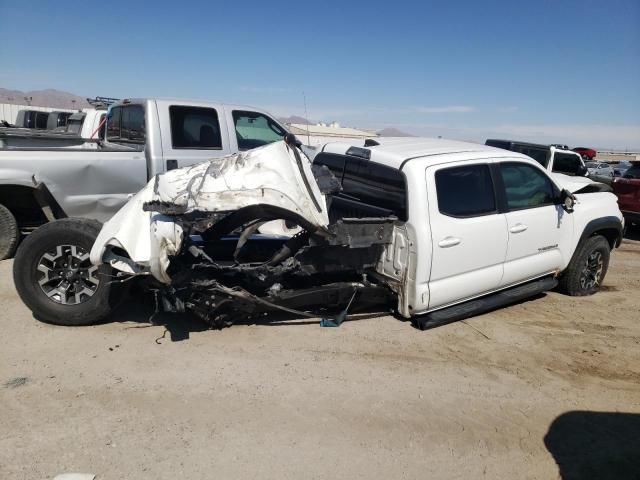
[1,237,639,480]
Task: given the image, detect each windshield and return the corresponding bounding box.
[586,162,598,168]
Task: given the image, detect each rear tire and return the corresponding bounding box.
[0,204,19,260]
[13,218,122,325]
[558,235,610,296]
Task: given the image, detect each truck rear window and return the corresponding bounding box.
[107,105,145,144]
[314,152,407,220]
[553,153,582,176]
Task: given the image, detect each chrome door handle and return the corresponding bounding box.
[438,237,461,248]
[510,224,528,233]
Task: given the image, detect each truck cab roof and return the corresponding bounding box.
[113,97,278,117]
[319,137,530,170]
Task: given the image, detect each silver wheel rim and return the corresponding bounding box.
[36,245,100,305]
[579,250,603,290]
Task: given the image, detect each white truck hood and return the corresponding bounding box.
[90,141,330,283]
[550,172,602,193]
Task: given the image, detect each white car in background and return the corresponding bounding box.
[586,161,614,178]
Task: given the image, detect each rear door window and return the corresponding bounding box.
[435,164,496,217]
[232,111,285,151]
[169,106,222,149]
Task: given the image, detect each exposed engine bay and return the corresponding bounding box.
[90,138,402,327]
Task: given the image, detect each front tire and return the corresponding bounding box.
[558,235,610,296]
[13,218,121,325]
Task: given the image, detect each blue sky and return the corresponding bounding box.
[1,0,638,148]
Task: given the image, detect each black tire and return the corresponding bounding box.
[558,235,610,296]
[0,204,19,260]
[13,218,122,325]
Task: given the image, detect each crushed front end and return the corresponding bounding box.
[90,140,399,327]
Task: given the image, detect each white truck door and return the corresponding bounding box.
[426,162,508,310]
[498,161,573,286]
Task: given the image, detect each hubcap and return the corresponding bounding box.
[36,245,100,305]
[579,250,603,290]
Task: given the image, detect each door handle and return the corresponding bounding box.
[166,159,178,171]
[510,223,528,234]
[438,236,461,248]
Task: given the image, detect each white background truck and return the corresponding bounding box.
[0,109,107,149]
[11,137,624,329]
[0,98,289,259]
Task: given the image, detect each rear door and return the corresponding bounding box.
[159,104,232,171]
[426,161,508,309]
[497,161,573,286]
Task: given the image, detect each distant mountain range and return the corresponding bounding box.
[277,115,313,125]
[0,88,92,109]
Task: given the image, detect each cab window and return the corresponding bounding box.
[435,164,496,217]
[553,153,582,176]
[232,111,285,151]
[169,106,222,149]
[500,163,555,210]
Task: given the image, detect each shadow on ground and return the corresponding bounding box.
[544,411,640,480]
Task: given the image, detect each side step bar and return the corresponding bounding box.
[413,276,558,331]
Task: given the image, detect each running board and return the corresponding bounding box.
[413,276,558,331]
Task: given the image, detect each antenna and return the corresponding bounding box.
[302,91,311,145]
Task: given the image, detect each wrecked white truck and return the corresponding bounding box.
[0,97,290,259]
[12,136,624,330]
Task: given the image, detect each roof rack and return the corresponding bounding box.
[86,96,120,109]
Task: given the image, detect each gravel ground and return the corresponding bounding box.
[1,237,639,480]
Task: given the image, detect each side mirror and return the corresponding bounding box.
[561,189,576,213]
[284,133,302,148]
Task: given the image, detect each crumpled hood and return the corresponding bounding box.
[550,172,603,193]
[90,141,330,283]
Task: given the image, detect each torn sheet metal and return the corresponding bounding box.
[550,172,605,193]
[90,141,330,283]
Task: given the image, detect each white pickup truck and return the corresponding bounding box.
[0,109,107,149]
[12,136,623,330]
[0,98,289,259]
